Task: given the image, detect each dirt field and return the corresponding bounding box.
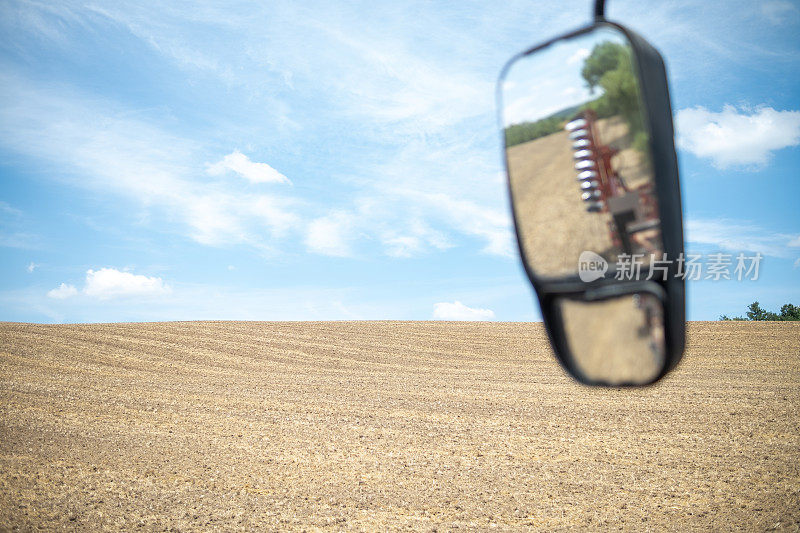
[506,116,657,277]
[1,321,798,531]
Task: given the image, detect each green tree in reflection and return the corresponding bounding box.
[503,40,649,149]
[581,41,647,152]
[581,41,626,90]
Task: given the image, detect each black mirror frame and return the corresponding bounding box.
[497,20,686,386]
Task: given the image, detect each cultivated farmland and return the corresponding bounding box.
[1,321,798,530]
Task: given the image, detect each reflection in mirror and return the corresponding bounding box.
[557,292,666,385]
[502,26,663,278]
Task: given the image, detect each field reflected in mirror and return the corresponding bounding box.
[557,292,666,385]
[502,26,663,279]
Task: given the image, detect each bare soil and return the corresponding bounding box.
[506,116,655,276]
[1,321,799,531]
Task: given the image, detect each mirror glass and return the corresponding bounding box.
[502,26,663,279]
[557,292,666,385]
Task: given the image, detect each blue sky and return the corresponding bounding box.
[1,0,799,323]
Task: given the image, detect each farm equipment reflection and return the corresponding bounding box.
[565,111,661,261]
[503,28,663,279]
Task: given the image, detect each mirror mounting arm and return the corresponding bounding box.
[594,0,606,21]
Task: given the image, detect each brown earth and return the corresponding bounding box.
[1,321,799,531]
[506,116,656,277]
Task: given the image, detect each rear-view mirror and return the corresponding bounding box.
[498,20,685,386]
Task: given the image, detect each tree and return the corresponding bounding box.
[720,302,800,321]
[580,41,645,142]
[780,303,800,321]
[746,301,768,321]
[581,42,627,92]
[504,116,563,147]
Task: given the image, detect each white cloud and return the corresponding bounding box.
[686,218,800,257]
[380,222,452,258]
[206,150,291,184]
[0,70,510,261]
[401,190,514,257]
[0,201,22,217]
[303,19,492,136]
[79,2,495,137]
[761,1,800,25]
[676,105,800,169]
[27,262,38,273]
[382,235,422,258]
[0,4,533,264]
[433,301,495,321]
[567,47,590,65]
[795,258,800,269]
[303,188,510,259]
[47,283,78,299]
[0,73,300,251]
[83,268,171,299]
[5,272,538,323]
[305,212,356,257]
[341,131,514,258]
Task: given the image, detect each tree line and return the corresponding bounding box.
[720,302,800,321]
